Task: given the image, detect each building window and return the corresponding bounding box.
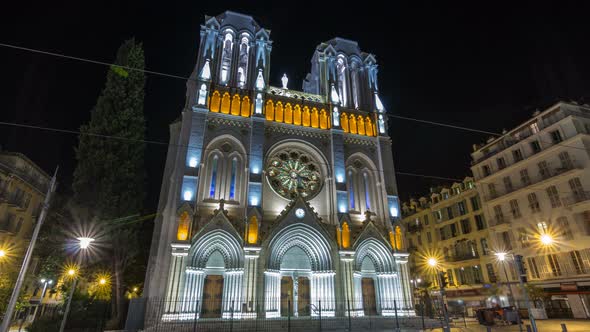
[538,161,550,179]
[427,232,432,243]
[470,196,481,211]
[450,223,458,238]
[493,205,504,224]
[423,214,429,225]
[363,172,371,211]
[209,155,219,198]
[509,199,521,218]
[480,238,489,255]
[435,210,443,221]
[486,263,497,283]
[569,177,586,202]
[537,221,549,234]
[547,254,561,277]
[530,140,541,154]
[482,165,491,177]
[475,214,486,230]
[501,231,512,250]
[559,151,573,169]
[512,149,523,162]
[219,32,234,84]
[467,181,474,189]
[520,169,531,186]
[417,235,422,245]
[460,219,471,234]
[527,193,541,213]
[557,217,573,240]
[347,170,355,210]
[570,250,585,274]
[458,201,467,215]
[488,183,497,198]
[530,122,540,133]
[527,257,540,279]
[447,206,454,220]
[447,269,455,286]
[546,185,561,208]
[550,130,563,144]
[503,176,513,192]
[497,157,507,170]
[14,217,23,234]
[583,211,590,236]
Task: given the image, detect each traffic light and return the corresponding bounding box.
[439,271,449,289]
[515,254,528,283]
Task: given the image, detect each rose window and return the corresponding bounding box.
[266,150,322,200]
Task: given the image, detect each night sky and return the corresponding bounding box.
[1,0,590,209]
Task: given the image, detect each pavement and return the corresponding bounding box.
[440,319,590,331]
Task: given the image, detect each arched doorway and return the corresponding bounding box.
[264,223,335,318]
[360,256,378,316]
[202,251,225,318]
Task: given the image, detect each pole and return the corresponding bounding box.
[503,262,523,332]
[420,296,425,330]
[31,281,49,323]
[347,299,351,331]
[437,271,451,332]
[59,252,82,332]
[0,168,58,332]
[318,300,322,332]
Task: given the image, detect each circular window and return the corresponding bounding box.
[266,149,323,200]
[295,208,305,219]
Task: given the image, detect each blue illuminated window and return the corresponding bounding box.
[209,155,218,198]
[364,172,371,211]
[348,170,355,210]
[229,157,237,200]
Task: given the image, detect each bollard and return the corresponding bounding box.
[561,323,568,332]
[526,324,532,332]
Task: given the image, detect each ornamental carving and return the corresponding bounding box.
[266,149,322,200]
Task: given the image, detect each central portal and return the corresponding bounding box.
[280,246,312,317]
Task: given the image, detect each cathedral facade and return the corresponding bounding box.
[144,11,412,320]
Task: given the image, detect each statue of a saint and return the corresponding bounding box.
[281,74,288,89]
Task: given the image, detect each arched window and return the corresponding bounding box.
[363,172,372,211]
[247,215,258,244]
[341,113,349,132]
[311,108,319,128]
[395,226,403,250]
[221,92,231,114]
[341,222,350,249]
[237,36,249,88]
[348,169,355,210]
[349,114,357,134]
[210,91,220,112]
[284,103,293,124]
[177,212,190,241]
[209,155,219,198]
[336,55,348,107]
[357,116,365,135]
[275,102,284,122]
[302,106,311,126]
[219,32,233,84]
[265,100,274,120]
[229,157,237,200]
[319,109,328,129]
[241,96,251,117]
[293,105,302,125]
[231,94,241,116]
[365,117,373,137]
[350,63,360,109]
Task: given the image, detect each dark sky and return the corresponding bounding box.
[1,0,589,208]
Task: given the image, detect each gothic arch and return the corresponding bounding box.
[202,135,247,202]
[267,223,333,271]
[190,229,243,269]
[354,238,395,273]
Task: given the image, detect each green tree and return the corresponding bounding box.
[72,38,146,327]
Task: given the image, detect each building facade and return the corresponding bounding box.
[144,11,412,320]
[402,178,501,315]
[0,151,51,317]
[471,101,590,318]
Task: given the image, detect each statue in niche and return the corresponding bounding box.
[281,74,288,89]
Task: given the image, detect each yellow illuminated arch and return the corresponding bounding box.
[319,109,328,129]
[275,102,284,122]
[231,94,241,116]
[177,211,190,241]
[341,113,349,132]
[311,108,319,128]
[247,215,258,244]
[221,92,231,114]
[284,103,293,124]
[241,96,250,117]
[210,91,220,112]
[302,106,311,126]
[357,116,366,135]
[349,114,357,134]
[365,117,373,136]
[395,226,403,250]
[293,105,302,125]
[342,222,350,249]
[265,100,274,120]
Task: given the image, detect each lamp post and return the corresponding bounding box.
[428,258,450,332]
[0,249,6,259]
[58,237,94,332]
[31,279,53,322]
[495,252,523,332]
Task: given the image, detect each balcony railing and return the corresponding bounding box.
[563,191,590,207]
[483,161,583,202]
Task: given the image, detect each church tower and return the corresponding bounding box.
[144,11,412,322]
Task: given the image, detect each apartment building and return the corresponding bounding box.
[470,101,590,319]
[402,177,498,315]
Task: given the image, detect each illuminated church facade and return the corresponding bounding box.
[144,11,412,319]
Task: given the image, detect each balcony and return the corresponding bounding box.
[483,161,583,202]
[490,215,511,227]
[563,191,590,207]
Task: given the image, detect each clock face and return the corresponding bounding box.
[295,208,305,219]
[266,150,322,200]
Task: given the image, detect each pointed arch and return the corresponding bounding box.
[284,103,293,124]
[357,116,366,135]
[349,114,357,134]
[354,238,395,273]
[365,117,373,137]
[210,91,221,112]
[231,94,241,116]
[247,215,259,244]
[177,211,190,241]
[265,100,274,120]
[311,108,319,128]
[341,113,349,132]
[319,109,328,129]
[293,105,301,125]
[191,229,243,269]
[221,92,231,114]
[241,96,251,117]
[275,101,284,122]
[341,222,350,249]
[268,223,333,271]
[302,106,311,126]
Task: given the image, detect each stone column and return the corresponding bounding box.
[264,270,280,318]
[222,269,244,318]
[293,276,299,317]
[242,246,261,317]
[377,273,398,316]
[353,272,364,316]
[164,244,190,315]
[339,250,355,316]
[311,272,336,316]
[182,268,205,317]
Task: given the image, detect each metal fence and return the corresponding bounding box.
[141,298,441,332]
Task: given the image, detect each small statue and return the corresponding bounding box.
[281,73,288,89]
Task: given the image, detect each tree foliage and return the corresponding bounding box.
[72,38,146,327]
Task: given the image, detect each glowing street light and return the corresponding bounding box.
[427,257,438,267]
[99,278,107,285]
[540,234,553,246]
[0,249,6,258]
[59,237,95,332]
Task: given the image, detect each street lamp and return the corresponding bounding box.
[32,278,53,322]
[59,237,94,332]
[495,252,523,332]
[540,234,553,246]
[426,257,450,332]
[0,249,6,258]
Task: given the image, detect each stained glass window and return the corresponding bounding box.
[266,150,322,200]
